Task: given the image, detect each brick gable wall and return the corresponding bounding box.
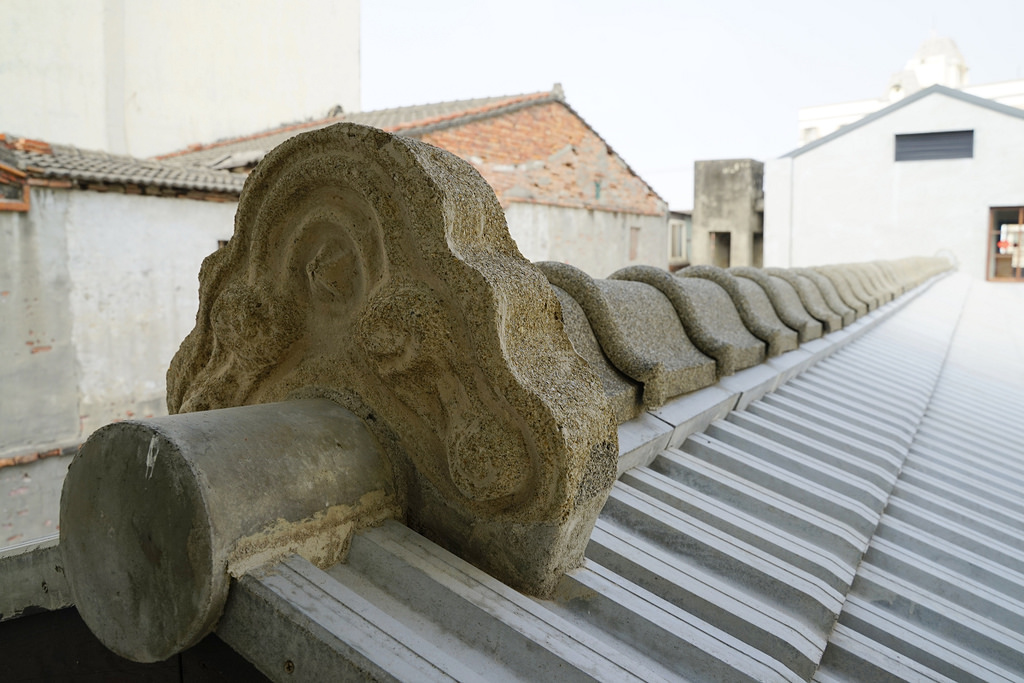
[419,102,665,216]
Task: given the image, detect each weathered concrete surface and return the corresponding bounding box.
[0,190,80,459]
[0,187,237,462]
[765,268,843,333]
[678,265,798,357]
[847,264,887,307]
[1,452,72,548]
[166,123,618,598]
[731,267,823,342]
[836,265,880,311]
[794,267,856,327]
[60,399,396,663]
[815,266,869,318]
[539,261,716,407]
[504,202,669,278]
[0,534,71,621]
[550,284,642,423]
[610,265,765,377]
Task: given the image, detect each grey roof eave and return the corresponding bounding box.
[783,84,1024,159]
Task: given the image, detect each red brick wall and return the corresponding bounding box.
[419,102,664,216]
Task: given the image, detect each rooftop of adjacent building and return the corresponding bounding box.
[797,33,1024,145]
[2,85,665,215]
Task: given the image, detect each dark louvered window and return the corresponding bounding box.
[895,130,973,161]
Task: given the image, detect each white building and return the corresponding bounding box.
[0,0,361,158]
[765,85,1024,281]
[798,34,1024,146]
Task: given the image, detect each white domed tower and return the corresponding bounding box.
[884,33,968,102]
[907,32,969,89]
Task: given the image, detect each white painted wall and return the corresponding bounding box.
[0,0,360,157]
[505,203,668,278]
[765,92,1024,279]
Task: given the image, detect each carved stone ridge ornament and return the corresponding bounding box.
[58,123,617,663]
[167,124,617,593]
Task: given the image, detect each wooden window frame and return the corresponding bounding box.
[0,162,30,212]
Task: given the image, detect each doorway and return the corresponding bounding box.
[711,231,731,268]
[989,207,1024,281]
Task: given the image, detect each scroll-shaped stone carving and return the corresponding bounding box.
[814,266,869,318]
[858,262,895,302]
[765,268,843,334]
[610,265,765,377]
[844,264,884,306]
[793,268,856,327]
[167,123,617,596]
[550,284,642,424]
[867,261,901,298]
[538,262,716,408]
[731,267,823,343]
[831,265,879,311]
[677,265,798,358]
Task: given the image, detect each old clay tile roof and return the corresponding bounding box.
[0,133,245,196]
[158,86,666,215]
[155,91,556,167]
[419,99,665,215]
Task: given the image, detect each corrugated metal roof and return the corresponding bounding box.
[212,272,1023,681]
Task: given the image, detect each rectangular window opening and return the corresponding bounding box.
[895,130,973,161]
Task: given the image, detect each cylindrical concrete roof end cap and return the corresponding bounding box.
[59,398,392,663]
[60,421,220,662]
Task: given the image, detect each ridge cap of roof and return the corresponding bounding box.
[783,84,1024,159]
[552,98,668,207]
[154,88,561,161]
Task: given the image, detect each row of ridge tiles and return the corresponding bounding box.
[537,257,952,423]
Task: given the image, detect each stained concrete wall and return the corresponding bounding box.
[765,91,1024,279]
[1,187,236,455]
[1,456,70,545]
[65,191,237,436]
[0,0,360,156]
[1,187,234,548]
[0,191,80,454]
[505,203,668,278]
[691,160,764,268]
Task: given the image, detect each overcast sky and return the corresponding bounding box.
[362,0,1024,210]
